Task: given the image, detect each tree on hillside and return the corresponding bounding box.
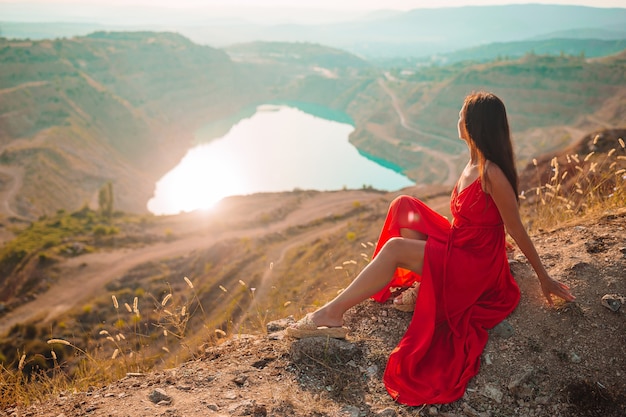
[98,181,114,218]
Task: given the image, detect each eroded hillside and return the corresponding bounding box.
[0,34,371,218]
[0,34,625,220]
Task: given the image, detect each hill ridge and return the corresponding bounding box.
[1,32,625,219]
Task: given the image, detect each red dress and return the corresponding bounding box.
[371,177,521,406]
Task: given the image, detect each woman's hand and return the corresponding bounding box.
[539,274,576,306]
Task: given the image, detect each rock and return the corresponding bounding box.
[252,403,268,416]
[266,316,295,332]
[514,254,526,263]
[376,408,397,417]
[481,384,504,403]
[508,367,534,399]
[148,388,171,404]
[535,395,550,405]
[491,320,515,339]
[585,238,606,253]
[222,390,238,400]
[233,374,248,386]
[228,399,255,414]
[365,364,378,377]
[267,331,284,340]
[231,334,256,341]
[225,400,266,416]
[569,351,582,363]
[251,357,275,369]
[340,405,361,417]
[289,336,360,363]
[462,402,489,417]
[601,294,625,312]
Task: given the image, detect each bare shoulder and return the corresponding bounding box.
[484,160,505,177]
[483,161,511,195]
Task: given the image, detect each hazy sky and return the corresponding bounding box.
[2,0,626,8]
[2,0,624,26]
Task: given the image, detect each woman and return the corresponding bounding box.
[286,91,575,406]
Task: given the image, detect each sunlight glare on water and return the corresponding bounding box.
[147,105,413,215]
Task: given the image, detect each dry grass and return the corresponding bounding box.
[0,230,374,409]
[0,260,286,409]
[520,135,626,232]
[1,275,211,408]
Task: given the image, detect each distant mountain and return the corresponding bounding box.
[225,42,372,69]
[2,4,626,59]
[180,4,626,58]
[429,38,626,66]
[530,26,626,41]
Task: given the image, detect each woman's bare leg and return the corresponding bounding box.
[304,237,426,328]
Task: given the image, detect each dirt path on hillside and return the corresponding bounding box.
[0,190,393,335]
[0,165,23,220]
[0,81,49,96]
[377,78,462,186]
[0,123,52,222]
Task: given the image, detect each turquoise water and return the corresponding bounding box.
[147,104,413,215]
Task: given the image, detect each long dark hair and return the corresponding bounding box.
[463,92,519,201]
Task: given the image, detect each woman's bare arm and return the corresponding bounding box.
[485,163,576,305]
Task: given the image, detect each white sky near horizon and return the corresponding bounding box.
[2,0,624,25]
[2,0,626,9]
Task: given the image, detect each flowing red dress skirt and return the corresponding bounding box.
[370,178,520,406]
